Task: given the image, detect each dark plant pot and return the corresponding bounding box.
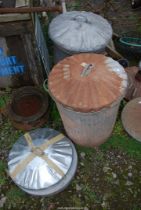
[8,86,49,131]
[131,0,141,9]
[114,32,141,60]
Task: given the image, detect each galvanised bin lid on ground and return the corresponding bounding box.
[121,97,141,142]
[49,11,112,53]
[48,53,128,113]
[8,128,78,196]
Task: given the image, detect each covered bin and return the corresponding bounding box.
[49,11,112,63]
[48,54,128,147]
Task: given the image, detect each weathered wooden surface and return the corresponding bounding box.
[0,37,8,55]
[106,45,123,60]
[15,0,30,8]
[0,13,30,22]
[42,0,54,6]
[0,37,12,87]
[22,34,44,85]
[0,20,33,36]
[0,33,44,87]
[0,6,62,14]
[0,0,45,87]
[0,0,16,8]
[6,35,32,86]
[0,0,30,23]
[0,0,29,8]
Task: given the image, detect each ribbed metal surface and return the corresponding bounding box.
[56,101,120,147]
[17,142,78,196]
[35,13,50,76]
[49,11,112,53]
[122,97,141,142]
[8,128,74,190]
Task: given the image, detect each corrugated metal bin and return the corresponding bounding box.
[8,128,78,196]
[49,11,112,63]
[48,53,128,147]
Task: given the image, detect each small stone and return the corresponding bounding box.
[76,184,82,191]
[114,180,120,185]
[128,165,133,170]
[112,172,117,179]
[128,172,132,177]
[80,152,86,159]
[103,192,112,200]
[0,197,6,208]
[80,162,84,166]
[128,188,133,194]
[103,166,111,173]
[84,207,89,210]
[125,181,133,186]
[95,178,99,182]
[101,201,107,208]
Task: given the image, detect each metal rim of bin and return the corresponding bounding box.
[48,88,125,115]
[54,43,105,55]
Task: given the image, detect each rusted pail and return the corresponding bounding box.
[7,86,49,131]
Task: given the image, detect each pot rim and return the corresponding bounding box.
[8,86,48,123]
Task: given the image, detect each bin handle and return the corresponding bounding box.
[81,63,95,77]
[43,78,49,93]
[72,15,90,24]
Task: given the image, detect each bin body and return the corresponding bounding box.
[53,44,105,64]
[56,101,120,147]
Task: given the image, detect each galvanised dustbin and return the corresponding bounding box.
[49,11,112,63]
[48,53,128,147]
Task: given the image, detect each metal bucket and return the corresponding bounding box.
[56,100,121,147]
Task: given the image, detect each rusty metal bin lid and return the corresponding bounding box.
[49,11,112,53]
[8,128,78,195]
[121,97,141,142]
[48,53,128,112]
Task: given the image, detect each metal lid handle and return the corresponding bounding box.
[81,63,95,77]
[73,15,88,23]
